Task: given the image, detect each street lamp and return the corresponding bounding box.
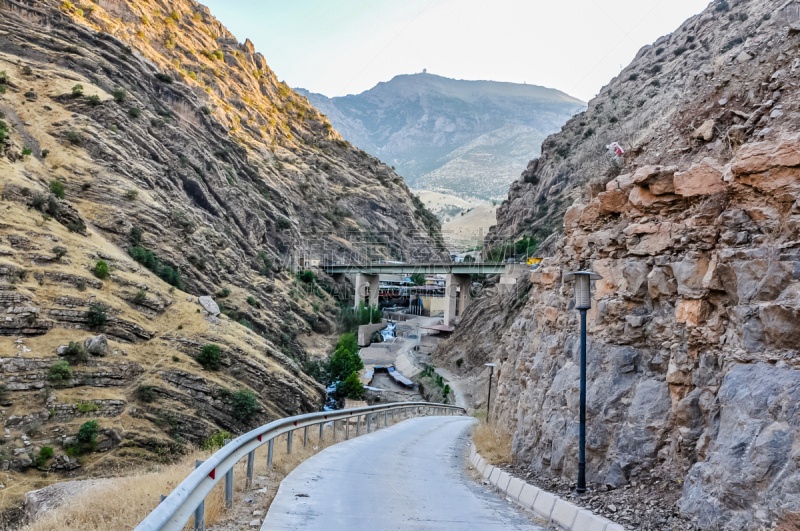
[485,363,497,424]
[562,271,602,494]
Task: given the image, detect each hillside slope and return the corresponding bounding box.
[0,0,443,517]
[299,74,585,201]
[438,0,800,529]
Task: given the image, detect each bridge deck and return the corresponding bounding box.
[322,262,510,275]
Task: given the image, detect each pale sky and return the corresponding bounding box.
[201,0,711,102]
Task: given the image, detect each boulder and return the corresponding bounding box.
[198,296,220,316]
[647,267,677,298]
[669,252,710,299]
[675,299,712,326]
[673,158,727,197]
[632,165,676,195]
[84,335,108,356]
[597,190,629,214]
[692,120,715,142]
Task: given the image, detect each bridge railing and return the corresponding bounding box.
[134,402,465,531]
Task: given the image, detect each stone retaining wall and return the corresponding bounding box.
[469,445,623,531]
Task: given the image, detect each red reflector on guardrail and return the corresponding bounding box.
[208,469,216,480]
[257,434,262,442]
[294,421,297,426]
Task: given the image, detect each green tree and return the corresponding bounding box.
[328,333,363,383]
[87,304,108,331]
[231,388,259,422]
[77,420,99,444]
[71,84,84,97]
[94,260,109,279]
[410,273,426,286]
[112,88,126,103]
[197,344,221,370]
[47,360,73,386]
[335,372,365,400]
[201,429,232,450]
[49,180,65,199]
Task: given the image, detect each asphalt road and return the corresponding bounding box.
[262,415,545,530]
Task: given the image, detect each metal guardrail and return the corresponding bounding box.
[134,402,466,531]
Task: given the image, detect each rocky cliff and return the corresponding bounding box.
[299,74,585,201]
[0,0,442,515]
[437,0,800,529]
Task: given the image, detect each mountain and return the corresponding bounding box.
[436,0,800,529]
[297,74,585,201]
[0,0,443,517]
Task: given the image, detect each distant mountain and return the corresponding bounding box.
[297,74,585,201]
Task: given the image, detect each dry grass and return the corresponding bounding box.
[19,417,402,531]
[472,420,513,466]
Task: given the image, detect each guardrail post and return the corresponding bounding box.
[267,439,274,469]
[384,410,388,426]
[224,440,233,509]
[346,417,350,439]
[194,460,205,531]
[246,450,254,488]
[367,414,371,433]
[356,415,360,436]
[303,425,308,447]
[287,430,293,455]
[391,409,395,422]
[319,422,324,442]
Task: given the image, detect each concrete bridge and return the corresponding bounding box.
[323,263,526,326]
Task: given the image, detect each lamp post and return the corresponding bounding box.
[485,363,497,424]
[562,271,602,494]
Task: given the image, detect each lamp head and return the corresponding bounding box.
[562,271,602,310]
[485,363,497,368]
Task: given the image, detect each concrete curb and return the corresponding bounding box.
[469,448,624,531]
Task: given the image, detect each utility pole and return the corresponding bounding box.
[485,363,496,424]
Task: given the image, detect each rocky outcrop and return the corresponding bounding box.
[439,1,800,529]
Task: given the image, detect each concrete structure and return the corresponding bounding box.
[264,416,543,530]
[327,263,515,326]
[357,319,388,347]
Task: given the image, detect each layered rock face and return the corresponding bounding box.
[438,0,800,529]
[0,0,443,511]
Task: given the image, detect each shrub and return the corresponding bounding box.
[216,287,230,298]
[674,46,688,56]
[200,106,211,115]
[35,447,54,469]
[628,73,638,81]
[67,219,86,234]
[41,149,50,158]
[134,289,147,304]
[170,10,180,20]
[21,147,32,157]
[246,296,260,308]
[0,384,10,401]
[22,65,32,75]
[238,318,253,330]
[456,358,464,368]
[49,180,65,199]
[87,94,101,106]
[128,107,141,118]
[66,131,83,144]
[124,189,138,201]
[71,84,84,97]
[94,260,109,279]
[129,226,143,246]
[129,246,184,289]
[136,385,156,403]
[198,344,221,370]
[298,270,314,283]
[155,73,173,83]
[583,127,595,139]
[212,50,223,60]
[65,341,88,362]
[201,429,231,450]
[87,304,107,331]
[112,88,126,103]
[77,420,99,444]
[47,360,73,386]
[328,333,363,383]
[231,388,258,422]
[336,371,365,400]
[716,0,729,11]
[275,217,291,230]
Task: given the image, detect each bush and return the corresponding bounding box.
[246,296,260,308]
[231,388,258,422]
[200,106,211,115]
[65,341,88,362]
[42,149,50,158]
[128,107,141,118]
[35,446,54,469]
[67,218,86,234]
[112,88,126,103]
[77,420,99,444]
[22,65,32,75]
[155,73,173,83]
[134,289,147,304]
[298,270,314,283]
[136,385,156,403]
[216,287,230,298]
[328,333,363,383]
[21,147,32,156]
[0,384,9,401]
[456,358,464,368]
[124,189,138,201]
[238,318,253,330]
[49,180,65,199]
[87,94,101,106]
[94,260,109,279]
[66,131,83,144]
[87,304,107,331]
[198,344,221,370]
[201,429,231,451]
[129,226,143,246]
[336,371,365,400]
[47,360,73,386]
[129,246,184,289]
[71,84,84,97]
[275,217,291,230]
[52,246,67,259]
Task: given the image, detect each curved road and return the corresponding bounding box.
[262,416,544,530]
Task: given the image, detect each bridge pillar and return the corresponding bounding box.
[443,274,471,326]
[355,273,379,308]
